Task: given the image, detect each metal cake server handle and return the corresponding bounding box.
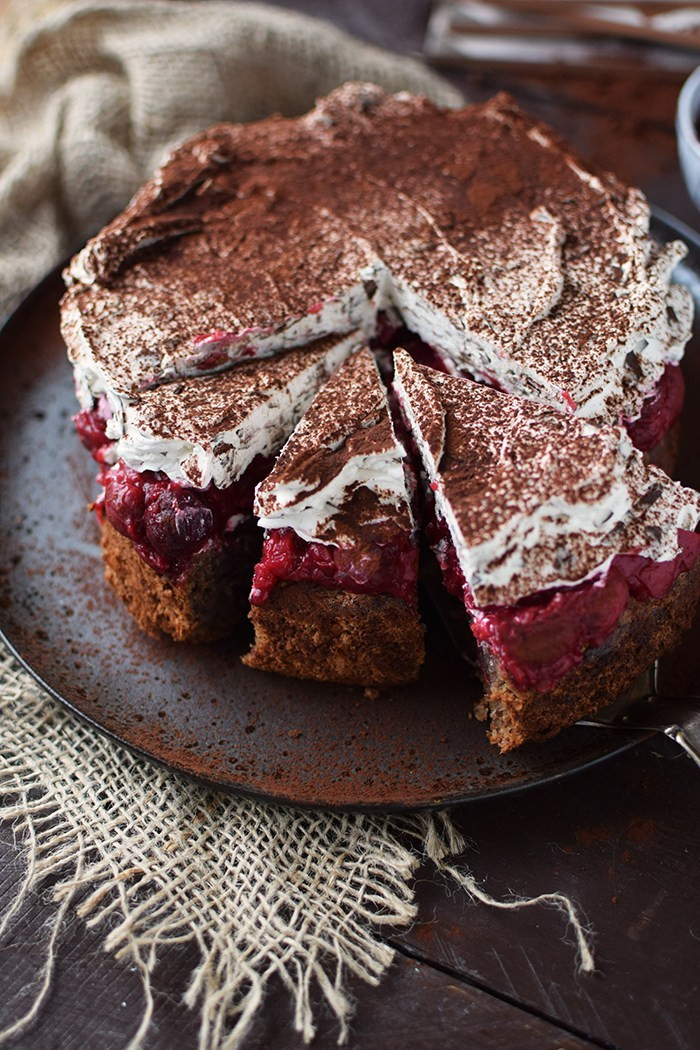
[578,664,700,769]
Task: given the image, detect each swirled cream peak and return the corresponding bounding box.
[61,83,691,426]
[108,333,361,488]
[255,348,413,546]
[393,351,700,608]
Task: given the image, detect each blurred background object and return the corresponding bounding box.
[678,65,700,207]
[419,0,699,221]
[0,0,72,73]
[427,0,700,77]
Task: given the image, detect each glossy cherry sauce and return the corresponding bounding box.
[428,513,700,692]
[250,527,418,607]
[74,407,270,580]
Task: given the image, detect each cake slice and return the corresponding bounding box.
[74,333,360,641]
[393,351,700,751]
[244,348,424,686]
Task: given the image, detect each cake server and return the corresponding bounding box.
[578,665,700,769]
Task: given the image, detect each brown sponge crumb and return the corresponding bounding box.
[243,581,425,687]
[101,518,260,643]
[476,558,700,752]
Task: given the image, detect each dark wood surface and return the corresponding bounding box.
[2,2,700,1048]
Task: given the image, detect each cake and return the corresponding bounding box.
[61,83,691,465]
[243,348,424,686]
[393,351,700,750]
[75,333,361,640]
[60,82,700,749]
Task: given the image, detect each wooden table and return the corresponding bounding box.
[1,2,699,1047]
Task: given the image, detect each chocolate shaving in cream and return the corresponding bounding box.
[109,333,362,488]
[393,350,700,607]
[255,348,413,546]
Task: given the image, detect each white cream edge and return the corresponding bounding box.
[389,244,692,425]
[254,345,411,546]
[254,447,409,546]
[69,235,691,436]
[69,277,381,407]
[116,333,361,488]
[393,372,700,608]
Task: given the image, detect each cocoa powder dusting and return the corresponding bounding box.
[61,83,682,429]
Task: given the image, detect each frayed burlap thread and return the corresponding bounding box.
[0,648,593,1048]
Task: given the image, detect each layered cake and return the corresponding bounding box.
[61,82,700,749]
[393,351,700,750]
[74,333,360,641]
[244,349,424,686]
[61,83,691,464]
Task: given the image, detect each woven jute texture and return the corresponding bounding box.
[0,4,593,1047]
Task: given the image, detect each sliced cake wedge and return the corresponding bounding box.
[393,350,700,751]
[244,348,424,686]
[74,333,360,641]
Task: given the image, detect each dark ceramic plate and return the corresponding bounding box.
[1,208,699,811]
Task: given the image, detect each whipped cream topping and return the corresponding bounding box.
[255,348,413,546]
[64,273,379,409]
[393,351,700,608]
[257,450,409,543]
[108,333,361,488]
[61,84,692,429]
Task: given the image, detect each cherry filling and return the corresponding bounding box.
[74,406,270,581]
[96,458,271,581]
[370,314,453,377]
[74,406,111,461]
[250,527,418,607]
[624,363,684,452]
[427,513,700,692]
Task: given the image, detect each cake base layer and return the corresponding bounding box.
[101,519,261,643]
[475,558,700,752]
[243,582,425,687]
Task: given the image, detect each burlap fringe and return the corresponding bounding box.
[0,649,593,1048]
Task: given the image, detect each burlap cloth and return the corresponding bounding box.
[0,4,593,1047]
